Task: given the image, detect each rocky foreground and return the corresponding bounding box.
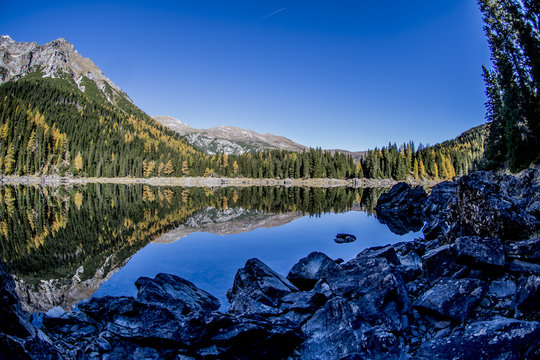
[2,168,540,359]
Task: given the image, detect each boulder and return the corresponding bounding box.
[451,172,538,240]
[422,181,458,218]
[375,182,428,216]
[334,233,357,243]
[135,273,220,315]
[287,252,338,291]
[416,317,540,360]
[325,257,409,320]
[422,245,462,281]
[414,278,487,321]
[454,236,505,270]
[356,245,400,265]
[227,258,298,313]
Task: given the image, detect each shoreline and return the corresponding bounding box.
[0,175,441,188]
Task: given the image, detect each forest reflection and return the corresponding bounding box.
[0,184,387,284]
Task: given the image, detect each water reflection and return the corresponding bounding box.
[1,184,402,312]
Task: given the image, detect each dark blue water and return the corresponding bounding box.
[93,210,420,310]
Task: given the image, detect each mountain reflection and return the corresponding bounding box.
[0,184,389,312]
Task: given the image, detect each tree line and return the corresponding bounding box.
[359,125,487,181]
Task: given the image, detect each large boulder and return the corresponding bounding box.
[135,273,220,315]
[375,183,428,235]
[451,172,538,240]
[506,236,540,263]
[375,182,428,216]
[287,251,338,291]
[227,258,298,314]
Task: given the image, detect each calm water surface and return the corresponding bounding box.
[94,211,420,309]
[0,184,420,312]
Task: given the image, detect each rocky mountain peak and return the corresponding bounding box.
[0,35,131,105]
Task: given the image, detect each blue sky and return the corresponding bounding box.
[0,0,491,151]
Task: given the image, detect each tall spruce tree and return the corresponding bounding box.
[479,0,540,171]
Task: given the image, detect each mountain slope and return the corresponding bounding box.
[0,35,131,107]
[0,36,211,177]
[153,115,309,155]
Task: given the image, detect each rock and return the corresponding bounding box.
[414,278,487,321]
[515,275,540,316]
[422,181,458,218]
[508,260,540,275]
[357,244,400,265]
[422,218,451,241]
[416,317,540,360]
[375,183,427,235]
[422,245,463,281]
[0,262,61,360]
[454,236,505,270]
[135,273,220,315]
[451,172,538,240]
[506,236,540,263]
[325,257,409,321]
[287,252,338,291]
[375,182,428,216]
[227,258,298,313]
[334,233,357,243]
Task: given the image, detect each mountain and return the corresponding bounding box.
[0,36,212,177]
[153,115,309,155]
[0,35,131,107]
[154,115,368,159]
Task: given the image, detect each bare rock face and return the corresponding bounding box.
[0,35,131,105]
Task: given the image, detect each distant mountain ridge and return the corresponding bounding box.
[0,35,131,106]
[153,115,309,155]
[154,115,368,159]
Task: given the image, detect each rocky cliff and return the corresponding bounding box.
[0,35,131,106]
[2,168,540,359]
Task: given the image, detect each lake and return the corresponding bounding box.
[0,184,421,313]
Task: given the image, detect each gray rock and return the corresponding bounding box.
[422,245,462,281]
[357,244,400,265]
[135,273,220,315]
[416,317,540,360]
[287,251,338,291]
[455,236,505,270]
[414,278,487,321]
[451,172,538,240]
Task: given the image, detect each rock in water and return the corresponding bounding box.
[334,233,357,243]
